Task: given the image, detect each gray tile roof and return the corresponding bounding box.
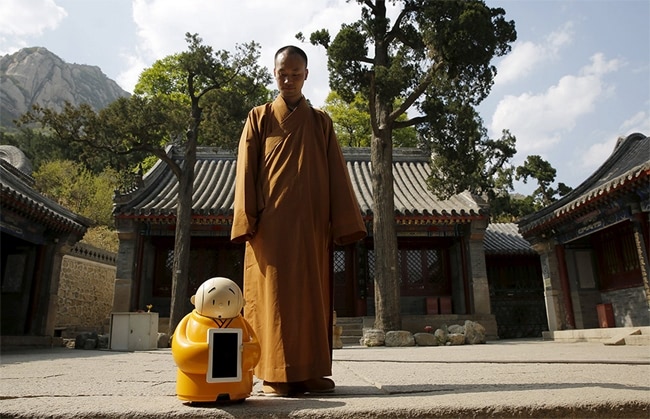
[113,146,486,221]
[484,223,535,255]
[113,148,236,217]
[518,133,649,236]
[1,149,90,235]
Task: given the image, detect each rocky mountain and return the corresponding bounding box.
[0,47,130,129]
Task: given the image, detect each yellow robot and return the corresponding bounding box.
[172,277,260,402]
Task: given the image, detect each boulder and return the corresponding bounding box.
[360,329,385,347]
[464,320,486,344]
[75,332,98,350]
[433,328,448,346]
[448,324,464,334]
[448,333,465,345]
[385,330,415,347]
[414,332,437,346]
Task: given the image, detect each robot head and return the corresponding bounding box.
[190,277,244,319]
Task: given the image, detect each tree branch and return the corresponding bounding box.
[393,115,427,129]
[389,64,437,122]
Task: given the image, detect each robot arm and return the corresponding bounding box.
[171,314,209,374]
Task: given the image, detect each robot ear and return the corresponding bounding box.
[190,295,196,305]
[242,298,246,308]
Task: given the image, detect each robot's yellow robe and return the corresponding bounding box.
[231,95,366,383]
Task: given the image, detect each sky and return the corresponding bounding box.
[1,0,649,195]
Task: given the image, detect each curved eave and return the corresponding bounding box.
[519,165,649,237]
[518,133,649,238]
[1,185,89,236]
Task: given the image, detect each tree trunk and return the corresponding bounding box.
[168,144,196,335]
[370,2,401,331]
[370,125,401,331]
[168,90,203,336]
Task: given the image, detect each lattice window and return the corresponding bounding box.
[165,249,174,270]
[334,250,346,285]
[366,250,375,297]
[399,248,444,294]
[593,222,642,290]
[365,247,449,297]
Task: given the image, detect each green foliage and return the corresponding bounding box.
[323,91,417,147]
[13,33,275,331]
[308,0,518,199]
[489,154,573,221]
[489,194,536,222]
[17,33,272,181]
[133,35,272,149]
[0,129,62,170]
[307,0,518,331]
[134,54,188,97]
[32,160,118,227]
[516,155,573,208]
[81,226,119,253]
[323,91,372,147]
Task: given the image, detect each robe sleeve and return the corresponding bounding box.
[323,113,367,246]
[231,110,261,244]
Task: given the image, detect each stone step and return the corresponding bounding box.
[336,317,364,325]
[549,326,650,344]
[624,334,650,346]
[340,323,363,332]
[341,336,362,346]
[336,317,364,347]
[337,318,363,334]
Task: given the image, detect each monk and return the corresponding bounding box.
[231,45,367,396]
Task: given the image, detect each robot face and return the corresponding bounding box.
[192,277,244,319]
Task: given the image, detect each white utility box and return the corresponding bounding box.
[109,312,159,351]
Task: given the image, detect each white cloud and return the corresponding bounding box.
[580,137,617,170]
[580,110,650,169]
[494,22,574,86]
[116,51,148,94]
[490,53,621,155]
[581,52,621,76]
[620,110,650,134]
[123,0,364,104]
[0,0,67,37]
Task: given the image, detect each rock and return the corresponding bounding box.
[83,339,97,350]
[0,47,130,129]
[360,329,385,347]
[464,320,486,344]
[385,331,415,347]
[74,332,98,350]
[332,325,343,349]
[448,333,465,345]
[414,332,437,346]
[97,334,109,349]
[157,333,170,348]
[433,328,448,346]
[448,324,464,334]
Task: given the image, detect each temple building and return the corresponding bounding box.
[518,133,649,332]
[112,146,499,336]
[1,145,90,346]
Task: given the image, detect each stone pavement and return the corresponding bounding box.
[1,339,649,418]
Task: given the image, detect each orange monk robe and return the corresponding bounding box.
[231,95,367,383]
